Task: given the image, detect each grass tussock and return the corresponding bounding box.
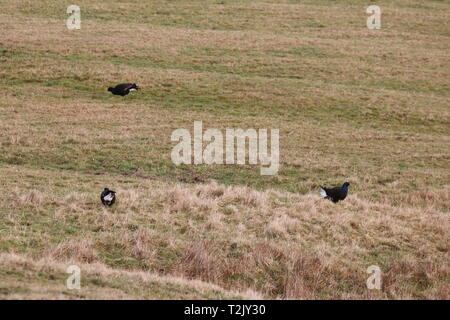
[0,252,255,300]
[45,239,97,264]
[1,167,448,299]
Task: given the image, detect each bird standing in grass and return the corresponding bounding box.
[107,83,140,96]
[320,182,350,203]
[101,188,116,206]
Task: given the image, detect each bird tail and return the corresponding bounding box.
[320,187,327,198]
[104,193,114,202]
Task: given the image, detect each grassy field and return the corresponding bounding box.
[0,0,449,299]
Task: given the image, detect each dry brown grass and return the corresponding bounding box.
[0,0,448,299]
[0,252,258,299]
[0,166,448,299]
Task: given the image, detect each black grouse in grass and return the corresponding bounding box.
[108,83,140,96]
[101,188,116,206]
[320,182,350,203]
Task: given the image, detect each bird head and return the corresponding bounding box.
[107,87,114,92]
[343,182,350,188]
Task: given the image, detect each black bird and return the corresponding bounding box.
[101,188,116,206]
[107,83,140,96]
[320,182,350,203]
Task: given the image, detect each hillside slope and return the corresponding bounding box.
[0,0,448,299]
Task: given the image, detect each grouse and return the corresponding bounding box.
[320,182,350,203]
[107,83,140,96]
[101,188,116,206]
